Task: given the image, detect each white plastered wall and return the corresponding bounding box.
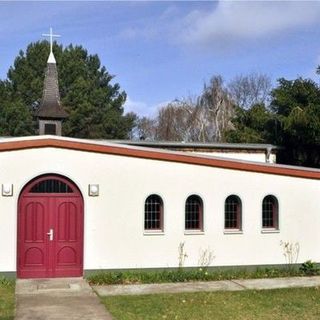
[0,147,319,272]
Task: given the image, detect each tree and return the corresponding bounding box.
[270,78,320,166]
[228,73,272,109]
[155,100,195,141]
[135,116,157,140]
[225,75,320,167]
[0,80,33,136]
[197,76,235,142]
[225,103,274,143]
[137,76,235,142]
[1,41,135,138]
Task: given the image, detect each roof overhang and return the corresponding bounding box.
[0,136,319,180]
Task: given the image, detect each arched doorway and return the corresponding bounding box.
[17,175,84,278]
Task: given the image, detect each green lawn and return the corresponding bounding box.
[0,280,15,320]
[102,287,320,320]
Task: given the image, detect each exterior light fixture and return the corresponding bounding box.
[88,184,99,196]
[2,184,13,197]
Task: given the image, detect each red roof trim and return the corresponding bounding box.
[1,138,320,180]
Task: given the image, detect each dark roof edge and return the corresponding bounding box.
[103,140,280,151]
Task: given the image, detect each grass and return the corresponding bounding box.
[0,278,15,320]
[87,267,306,285]
[102,287,320,320]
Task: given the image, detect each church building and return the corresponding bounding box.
[0,31,319,279]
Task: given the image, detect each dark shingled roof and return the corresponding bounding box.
[35,62,68,119]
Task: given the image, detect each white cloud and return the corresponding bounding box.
[124,96,148,115]
[124,96,170,117]
[178,2,320,48]
[117,4,180,41]
[116,2,320,51]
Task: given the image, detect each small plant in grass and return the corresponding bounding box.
[280,240,300,272]
[299,260,319,276]
[178,242,188,270]
[198,247,215,271]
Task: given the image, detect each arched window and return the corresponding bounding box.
[144,195,163,231]
[30,179,73,193]
[262,195,279,229]
[185,195,203,230]
[225,195,242,230]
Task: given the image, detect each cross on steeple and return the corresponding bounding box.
[36,27,68,136]
[42,27,61,55]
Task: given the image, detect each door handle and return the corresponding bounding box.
[46,229,54,241]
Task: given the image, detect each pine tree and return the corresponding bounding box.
[1,41,135,138]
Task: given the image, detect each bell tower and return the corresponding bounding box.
[35,28,68,135]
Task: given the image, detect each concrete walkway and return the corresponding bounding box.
[15,278,113,320]
[93,276,320,296]
[14,276,320,319]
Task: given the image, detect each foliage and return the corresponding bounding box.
[0,277,14,288]
[280,241,300,271]
[299,260,319,276]
[0,41,135,139]
[225,103,275,143]
[226,77,320,167]
[102,287,320,320]
[0,278,15,320]
[0,81,34,136]
[87,267,303,286]
[270,78,320,166]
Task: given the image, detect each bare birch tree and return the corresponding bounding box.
[153,76,235,142]
[228,73,272,109]
[135,74,272,142]
[196,76,235,142]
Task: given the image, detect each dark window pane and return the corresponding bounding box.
[262,196,278,228]
[145,195,163,230]
[44,124,56,135]
[30,179,73,193]
[225,196,241,229]
[185,195,203,230]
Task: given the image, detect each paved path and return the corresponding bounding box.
[14,276,320,319]
[15,278,113,320]
[93,276,320,296]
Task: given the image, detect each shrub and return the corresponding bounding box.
[0,277,14,288]
[87,266,303,285]
[299,260,319,276]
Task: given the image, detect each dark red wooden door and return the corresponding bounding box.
[18,176,83,279]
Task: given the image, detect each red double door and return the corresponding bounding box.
[17,176,84,278]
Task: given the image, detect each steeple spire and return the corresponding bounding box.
[42,27,60,63]
[35,28,67,136]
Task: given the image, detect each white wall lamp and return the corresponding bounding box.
[2,184,13,197]
[88,184,99,197]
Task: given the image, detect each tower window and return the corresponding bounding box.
[44,123,57,135]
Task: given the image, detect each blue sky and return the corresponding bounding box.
[1,1,320,116]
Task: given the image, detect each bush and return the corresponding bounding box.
[0,277,14,288]
[87,267,303,285]
[299,260,319,276]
